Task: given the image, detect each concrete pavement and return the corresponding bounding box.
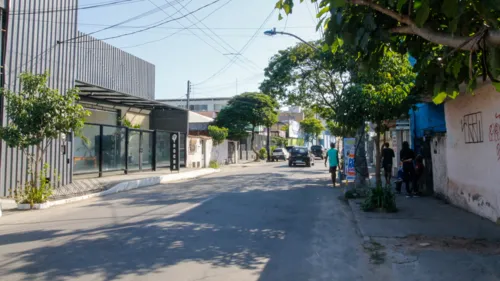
[0,161,381,281]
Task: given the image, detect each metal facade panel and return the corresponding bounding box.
[0,0,78,197]
[75,32,155,100]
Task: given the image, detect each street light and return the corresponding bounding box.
[263,28,318,50]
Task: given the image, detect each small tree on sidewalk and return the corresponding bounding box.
[0,72,90,206]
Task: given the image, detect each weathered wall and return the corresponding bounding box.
[1,0,78,196]
[431,135,447,196]
[187,137,212,168]
[444,82,500,222]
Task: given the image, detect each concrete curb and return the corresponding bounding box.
[4,168,220,212]
[347,199,370,242]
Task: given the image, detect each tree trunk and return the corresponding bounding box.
[251,126,258,161]
[375,128,382,186]
[266,127,270,162]
[354,125,367,186]
[34,144,42,188]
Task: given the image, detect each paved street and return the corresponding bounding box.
[0,162,379,281]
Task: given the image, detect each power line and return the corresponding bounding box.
[78,23,315,30]
[144,0,254,74]
[10,0,144,15]
[194,8,275,86]
[64,0,222,44]
[60,0,187,43]
[176,0,262,72]
[119,0,233,49]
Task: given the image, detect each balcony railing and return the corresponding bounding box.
[73,123,186,176]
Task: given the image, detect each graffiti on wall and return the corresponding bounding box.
[490,113,500,161]
[461,112,484,144]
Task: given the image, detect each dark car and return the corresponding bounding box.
[289,146,315,167]
[285,146,295,153]
[310,145,326,159]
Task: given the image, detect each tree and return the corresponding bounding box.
[215,92,278,160]
[275,0,500,102]
[335,51,417,185]
[208,125,228,146]
[0,72,90,204]
[300,117,325,143]
[272,136,288,147]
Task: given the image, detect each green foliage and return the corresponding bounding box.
[281,124,289,132]
[120,117,141,129]
[209,160,220,169]
[270,145,277,153]
[0,72,90,197]
[361,185,398,213]
[16,163,56,207]
[0,72,90,149]
[208,125,228,146]
[259,147,268,160]
[300,117,325,141]
[272,136,288,147]
[275,0,500,102]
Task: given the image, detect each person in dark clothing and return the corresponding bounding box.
[400,141,416,196]
[381,142,395,186]
[414,154,425,194]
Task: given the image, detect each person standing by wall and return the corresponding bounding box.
[381,142,395,186]
[400,141,416,197]
[325,142,340,187]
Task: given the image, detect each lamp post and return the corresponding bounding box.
[263,28,318,50]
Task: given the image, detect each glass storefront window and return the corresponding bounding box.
[73,124,100,174]
[142,132,153,170]
[156,131,170,167]
[128,130,141,171]
[102,126,126,171]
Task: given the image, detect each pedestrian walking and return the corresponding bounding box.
[400,141,416,197]
[381,142,395,186]
[325,142,340,187]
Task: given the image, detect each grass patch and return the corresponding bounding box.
[209,160,220,169]
[361,185,398,213]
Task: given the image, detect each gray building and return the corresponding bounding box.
[158,97,231,112]
[0,0,187,197]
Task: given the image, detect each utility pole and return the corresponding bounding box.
[186,80,191,110]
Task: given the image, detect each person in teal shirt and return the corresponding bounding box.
[324,142,340,187]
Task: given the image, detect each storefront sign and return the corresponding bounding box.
[343,138,356,182]
[170,132,180,171]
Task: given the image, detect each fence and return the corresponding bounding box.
[73,123,186,177]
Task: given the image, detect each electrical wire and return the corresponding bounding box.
[194,8,275,86]
[60,0,187,43]
[176,0,262,72]
[143,0,256,74]
[64,0,222,44]
[78,23,315,30]
[120,0,233,49]
[10,0,143,15]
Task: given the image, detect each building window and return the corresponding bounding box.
[214,104,225,111]
[177,104,186,109]
[189,104,208,111]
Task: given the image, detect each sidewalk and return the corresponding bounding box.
[1,168,220,213]
[346,172,500,280]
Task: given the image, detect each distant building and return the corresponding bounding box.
[157,97,231,112]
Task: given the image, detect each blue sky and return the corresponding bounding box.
[78,0,322,100]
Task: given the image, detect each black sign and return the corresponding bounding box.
[170,132,180,171]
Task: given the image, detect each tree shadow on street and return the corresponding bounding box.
[1,184,332,281]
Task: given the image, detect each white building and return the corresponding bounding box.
[157,97,231,112]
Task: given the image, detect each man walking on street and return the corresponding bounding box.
[325,142,339,187]
[381,142,395,186]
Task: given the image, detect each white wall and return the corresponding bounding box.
[431,135,447,196]
[187,137,212,168]
[444,82,500,222]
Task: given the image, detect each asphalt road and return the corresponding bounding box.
[0,161,380,281]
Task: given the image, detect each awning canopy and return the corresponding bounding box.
[76,80,185,111]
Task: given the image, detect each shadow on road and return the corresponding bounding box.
[1,171,334,281]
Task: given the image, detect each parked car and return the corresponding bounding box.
[285,146,295,153]
[272,148,289,161]
[289,146,315,167]
[310,145,326,159]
